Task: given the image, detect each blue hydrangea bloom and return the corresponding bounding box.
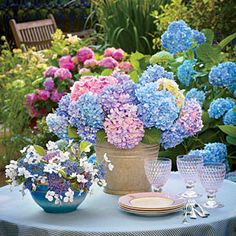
[204,143,227,163]
[46,113,69,140]
[62,160,83,176]
[223,108,236,125]
[68,92,104,144]
[208,98,235,119]
[188,149,211,161]
[161,20,193,54]
[47,173,70,195]
[177,60,197,86]
[135,83,179,130]
[185,88,205,106]
[209,62,236,90]
[192,30,206,45]
[88,154,96,164]
[112,71,130,84]
[56,94,71,118]
[138,64,174,86]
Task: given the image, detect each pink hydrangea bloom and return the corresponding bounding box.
[59,55,75,70]
[104,104,144,149]
[51,89,64,102]
[37,89,50,101]
[104,47,116,57]
[70,75,118,101]
[118,62,133,72]
[77,47,94,63]
[43,66,58,78]
[176,99,203,136]
[79,68,91,74]
[112,48,125,61]
[25,93,38,105]
[54,68,72,80]
[29,107,39,117]
[98,57,119,69]
[84,59,98,67]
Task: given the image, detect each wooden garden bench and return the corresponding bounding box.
[10,14,94,51]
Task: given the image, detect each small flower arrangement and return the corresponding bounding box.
[46,65,203,150]
[5,140,113,204]
[25,45,132,120]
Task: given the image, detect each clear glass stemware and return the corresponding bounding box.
[198,163,226,208]
[144,158,172,192]
[177,155,203,199]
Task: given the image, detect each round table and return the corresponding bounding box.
[0,172,236,236]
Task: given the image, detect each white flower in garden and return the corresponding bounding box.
[83,162,94,172]
[44,162,61,174]
[39,177,47,184]
[79,157,88,166]
[100,179,107,187]
[58,151,70,162]
[104,153,110,163]
[45,191,55,202]
[90,169,98,177]
[108,163,114,171]
[17,167,31,178]
[5,160,18,180]
[71,172,77,178]
[20,146,28,154]
[64,188,74,203]
[77,174,88,183]
[46,141,58,151]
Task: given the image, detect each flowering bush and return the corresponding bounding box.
[5,140,113,204]
[149,19,236,168]
[46,66,203,149]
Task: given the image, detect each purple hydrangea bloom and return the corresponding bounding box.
[208,98,235,119]
[56,94,71,118]
[192,30,206,45]
[104,104,144,149]
[177,60,197,86]
[161,20,193,54]
[112,71,130,84]
[185,88,205,106]
[209,62,236,91]
[223,108,236,125]
[43,77,54,91]
[46,113,69,140]
[44,66,58,78]
[68,93,104,144]
[62,160,83,176]
[47,173,70,195]
[136,83,179,130]
[99,80,137,113]
[138,64,174,86]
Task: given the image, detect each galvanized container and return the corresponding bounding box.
[96,142,159,195]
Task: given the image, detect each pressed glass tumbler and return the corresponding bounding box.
[144,158,172,192]
[177,155,203,198]
[198,163,226,208]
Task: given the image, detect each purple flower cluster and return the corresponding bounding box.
[48,173,70,195]
[104,104,144,149]
[56,94,71,118]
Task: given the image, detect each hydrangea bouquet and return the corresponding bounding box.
[46,67,203,150]
[5,140,113,205]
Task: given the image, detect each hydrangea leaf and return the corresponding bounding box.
[101,69,113,76]
[141,128,161,145]
[96,129,107,144]
[68,126,79,139]
[218,125,236,138]
[80,141,91,153]
[130,70,139,83]
[226,135,236,145]
[149,51,174,64]
[33,145,45,156]
[201,29,214,44]
[219,32,236,49]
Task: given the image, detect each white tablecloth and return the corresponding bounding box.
[0,172,236,236]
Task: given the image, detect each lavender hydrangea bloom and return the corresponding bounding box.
[46,113,69,140]
[223,108,236,125]
[48,173,70,195]
[161,20,193,54]
[136,83,180,130]
[208,98,235,119]
[43,77,54,91]
[104,104,144,149]
[56,94,71,118]
[112,71,130,84]
[192,30,206,45]
[177,60,197,86]
[62,160,83,176]
[204,143,227,163]
[99,80,137,113]
[68,93,104,143]
[185,88,205,106]
[209,62,236,90]
[138,64,174,86]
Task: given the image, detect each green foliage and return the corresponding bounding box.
[96,129,107,144]
[141,128,161,145]
[93,0,168,54]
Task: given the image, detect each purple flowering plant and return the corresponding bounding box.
[5,140,113,204]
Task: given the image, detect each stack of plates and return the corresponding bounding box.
[118,192,185,216]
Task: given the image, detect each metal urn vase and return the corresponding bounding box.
[96,142,159,195]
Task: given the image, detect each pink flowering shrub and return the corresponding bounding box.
[77,47,94,62]
[59,55,75,70]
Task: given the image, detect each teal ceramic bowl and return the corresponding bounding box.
[30,185,87,213]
